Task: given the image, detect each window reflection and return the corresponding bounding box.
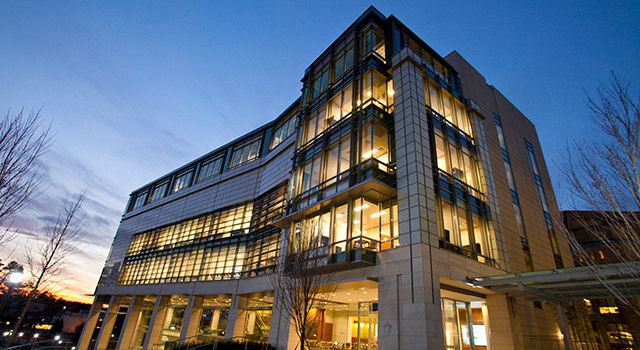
[229,136,262,169]
[362,26,385,60]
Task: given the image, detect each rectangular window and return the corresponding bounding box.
[312,66,330,99]
[132,191,148,210]
[119,202,254,284]
[455,104,472,136]
[198,155,224,183]
[149,181,169,203]
[229,136,262,169]
[333,204,348,259]
[461,147,478,189]
[328,85,353,125]
[472,215,489,261]
[325,137,351,186]
[333,42,354,81]
[298,155,322,195]
[361,70,393,109]
[271,114,298,150]
[303,106,327,145]
[172,170,194,193]
[449,143,461,180]
[427,84,472,137]
[428,84,442,115]
[435,133,448,172]
[442,299,491,350]
[362,26,385,60]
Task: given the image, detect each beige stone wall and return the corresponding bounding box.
[446,50,568,350]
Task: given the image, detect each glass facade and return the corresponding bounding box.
[442,298,491,350]
[428,80,494,265]
[292,192,398,264]
[119,182,287,285]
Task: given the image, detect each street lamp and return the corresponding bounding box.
[9,268,23,284]
[0,265,24,316]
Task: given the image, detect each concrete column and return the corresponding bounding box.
[268,295,293,350]
[211,310,220,332]
[116,296,144,350]
[77,296,110,350]
[485,294,523,350]
[378,46,444,350]
[225,295,248,340]
[556,303,575,350]
[142,295,170,350]
[94,296,117,350]
[179,295,203,344]
[391,46,437,249]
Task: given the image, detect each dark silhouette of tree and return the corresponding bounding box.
[270,220,336,350]
[0,109,51,248]
[6,192,86,346]
[561,73,640,316]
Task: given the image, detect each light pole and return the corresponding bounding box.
[0,265,23,316]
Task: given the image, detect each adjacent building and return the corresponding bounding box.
[78,7,573,350]
[563,211,640,349]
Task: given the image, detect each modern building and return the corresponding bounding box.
[78,7,574,350]
[562,211,640,349]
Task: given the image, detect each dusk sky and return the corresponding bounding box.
[1,1,638,303]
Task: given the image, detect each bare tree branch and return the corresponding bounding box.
[271,220,336,350]
[0,108,52,248]
[6,191,86,346]
[560,72,640,316]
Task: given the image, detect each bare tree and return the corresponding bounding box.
[271,219,337,350]
[561,73,640,315]
[6,192,86,346]
[0,108,51,247]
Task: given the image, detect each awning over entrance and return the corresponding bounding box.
[468,261,640,350]
[468,261,640,303]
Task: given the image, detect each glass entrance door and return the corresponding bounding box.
[442,298,491,350]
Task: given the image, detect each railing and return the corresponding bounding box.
[152,335,270,350]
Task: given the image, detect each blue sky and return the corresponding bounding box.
[0,1,638,302]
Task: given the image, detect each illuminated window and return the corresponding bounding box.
[442,298,491,350]
[302,106,327,146]
[361,122,390,167]
[328,85,353,125]
[426,84,472,137]
[599,306,619,314]
[118,202,254,285]
[361,70,393,109]
[433,126,479,190]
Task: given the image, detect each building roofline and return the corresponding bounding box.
[128,97,301,195]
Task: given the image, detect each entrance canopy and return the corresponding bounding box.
[469,261,640,350]
[469,261,640,304]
